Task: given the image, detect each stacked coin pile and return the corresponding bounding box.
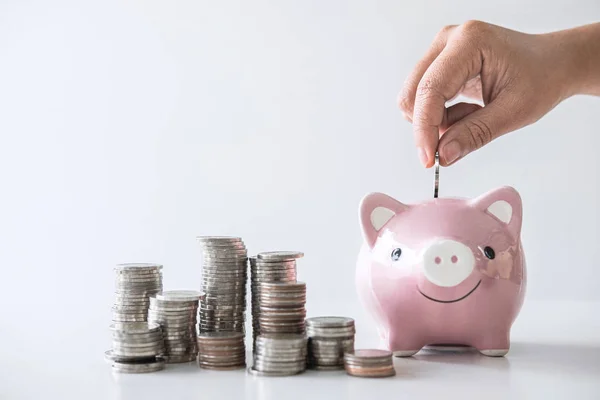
[197,236,248,334]
[248,334,308,376]
[148,290,202,363]
[112,263,163,324]
[197,332,246,370]
[105,322,165,373]
[256,282,306,336]
[344,349,395,378]
[306,317,356,370]
[250,252,303,346]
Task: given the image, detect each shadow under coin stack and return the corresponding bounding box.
[148,290,202,364]
[197,332,246,370]
[248,334,308,376]
[306,317,356,370]
[250,252,303,349]
[112,263,163,324]
[197,236,248,334]
[105,322,166,373]
[343,349,395,378]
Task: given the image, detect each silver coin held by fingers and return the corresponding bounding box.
[434,151,440,198]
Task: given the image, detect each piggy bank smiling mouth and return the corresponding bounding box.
[417,280,482,303]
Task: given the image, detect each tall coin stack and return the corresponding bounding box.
[197,236,248,334]
[112,263,163,324]
[306,317,356,370]
[197,332,246,370]
[248,334,308,376]
[148,290,202,364]
[105,322,166,373]
[250,251,303,347]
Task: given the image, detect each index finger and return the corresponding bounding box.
[412,42,481,167]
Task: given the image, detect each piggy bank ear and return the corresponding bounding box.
[470,186,523,239]
[359,192,409,249]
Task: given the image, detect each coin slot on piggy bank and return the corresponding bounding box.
[355,186,526,357]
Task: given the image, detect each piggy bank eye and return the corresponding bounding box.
[483,246,495,260]
[391,248,402,261]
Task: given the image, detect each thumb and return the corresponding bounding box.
[438,95,516,166]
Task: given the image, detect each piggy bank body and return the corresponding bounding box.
[356,186,526,357]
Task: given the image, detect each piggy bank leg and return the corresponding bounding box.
[388,331,424,357]
[473,331,510,357]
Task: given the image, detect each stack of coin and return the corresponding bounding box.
[257,282,306,336]
[306,316,355,370]
[148,290,202,363]
[250,251,303,347]
[248,334,307,376]
[344,349,395,378]
[197,236,248,334]
[112,263,163,324]
[197,331,246,370]
[105,322,165,373]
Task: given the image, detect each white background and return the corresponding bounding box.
[0,1,598,399]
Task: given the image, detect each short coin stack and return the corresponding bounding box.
[250,252,303,347]
[197,236,248,334]
[148,290,202,364]
[306,317,356,370]
[344,349,395,378]
[105,322,165,373]
[248,334,308,376]
[112,263,163,324]
[197,332,246,370]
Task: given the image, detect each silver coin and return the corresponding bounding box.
[115,263,163,271]
[162,354,197,364]
[202,249,248,257]
[256,251,304,261]
[252,360,306,373]
[247,366,303,377]
[305,316,354,328]
[148,307,198,314]
[113,301,151,307]
[149,297,199,307]
[149,307,198,315]
[111,359,165,373]
[252,262,296,268]
[112,349,163,358]
[255,334,307,347]
[306,331,355,339]
[309,364,344,371]
[115,278,162,285]
[201,272,247,278]
[112,310,149,318]
[202,258,247,265]
[196,236,243,243]
[155,290,204,302]
[201,281,247,288]
[112,316,148,323]
[434,150,440,198]
[109,322,161,333]
[112,304,150,311]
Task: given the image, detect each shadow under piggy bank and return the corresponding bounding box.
[408,341,600,376]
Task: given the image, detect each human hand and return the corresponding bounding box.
[398,20,599,167]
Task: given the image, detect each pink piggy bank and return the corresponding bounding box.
[356,186,526,357]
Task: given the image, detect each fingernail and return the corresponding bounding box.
[417,147,428,167]
[442,140,462,165]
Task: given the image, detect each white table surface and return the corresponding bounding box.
[2,300,599,400]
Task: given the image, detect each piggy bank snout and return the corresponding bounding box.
[422,240,475,287]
